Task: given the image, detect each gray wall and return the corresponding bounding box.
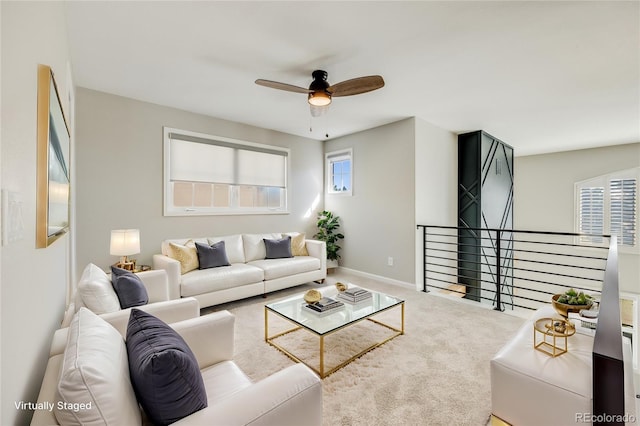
[323,118,458,286]
[324,118,417,284]
[515,142,640,292]
[75,88,324,276]
[1,2,73,424]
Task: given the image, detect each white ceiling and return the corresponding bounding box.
[65,1,639,156]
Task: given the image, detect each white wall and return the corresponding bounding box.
[74,88,324,275]
[414,118,458,290]
[515,142,640,293]
[1,2,72,424]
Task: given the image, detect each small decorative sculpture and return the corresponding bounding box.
[335,282,347,292]
[304,289,322,304]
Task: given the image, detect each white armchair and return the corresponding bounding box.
[32,309,322,425]
[61,263,200,330]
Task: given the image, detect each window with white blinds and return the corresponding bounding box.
[610,178,637,246]
[163,127,289,216]
[578,187,604,243]
[576,168,638,248]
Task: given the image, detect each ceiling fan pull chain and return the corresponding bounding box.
[325,113,329,139]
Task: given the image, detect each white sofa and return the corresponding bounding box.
[153,233,326,308]
[61,263,201,331]
[31,308,322,425]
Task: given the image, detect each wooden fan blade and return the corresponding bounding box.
[328,75,385,97]
[255,79,311,94]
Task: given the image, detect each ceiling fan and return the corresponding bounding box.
[255,70,384,116]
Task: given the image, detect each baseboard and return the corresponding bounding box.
[335,267,417,290]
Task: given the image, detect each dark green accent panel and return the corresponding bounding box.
[458,131,514,305]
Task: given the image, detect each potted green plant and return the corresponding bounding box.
[314,210,344,269]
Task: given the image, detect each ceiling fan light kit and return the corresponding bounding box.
[308,91,331,106]
[307,70,332,106]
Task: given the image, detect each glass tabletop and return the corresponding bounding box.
[265,285,404,335]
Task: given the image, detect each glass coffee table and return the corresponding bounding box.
[265,286,404,378]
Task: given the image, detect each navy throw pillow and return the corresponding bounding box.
[126,309,207,426]
[264,236,293,259]
[195,241,231,269]
[110,265,131,285]
[113,273,149,309]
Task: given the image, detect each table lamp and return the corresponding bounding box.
[110,229,140,271]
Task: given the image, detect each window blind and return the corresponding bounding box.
[610,178,637,246]
[168,133,287,187]
[579,187,604,241]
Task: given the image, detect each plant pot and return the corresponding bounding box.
[551,294,593,318]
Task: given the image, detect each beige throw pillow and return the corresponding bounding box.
[168,240,199,274]
[288,232,309,256]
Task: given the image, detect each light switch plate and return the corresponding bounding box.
[2,189,24,246]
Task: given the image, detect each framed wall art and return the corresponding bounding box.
[36,64,70,248]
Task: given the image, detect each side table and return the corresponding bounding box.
[533,317,575,357]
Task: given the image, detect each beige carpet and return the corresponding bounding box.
[203,271,525,426]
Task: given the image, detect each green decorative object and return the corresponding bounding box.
[552,288,594,318]
[314,210,344,263]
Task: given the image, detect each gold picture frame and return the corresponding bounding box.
[36,64,70,248]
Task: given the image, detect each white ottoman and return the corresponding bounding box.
[491,306,594,425]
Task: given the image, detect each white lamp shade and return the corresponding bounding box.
[110,229,140,256]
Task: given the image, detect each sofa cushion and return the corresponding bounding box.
[242,233,282,262]
[249,256,321,281]
[54,307,141,425]
[286,232,309,256]
[208,234,245,264]
[196,241,231,269]
[168,240,199,274]
[180,264,264,297]
[77,263,121,314]
[126,309,208,425]
[112,269,149,309]
[264,236,293,259]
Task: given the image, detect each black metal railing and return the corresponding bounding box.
[417,225,611,312]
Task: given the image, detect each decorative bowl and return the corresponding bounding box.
[335,282,347,292]
[551,294,593,318]
[304,289,322,304]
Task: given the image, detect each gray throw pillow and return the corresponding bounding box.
[195,241,231,269]
[126,309,207,426]
[111,269,148,309]
[264,236,293,259]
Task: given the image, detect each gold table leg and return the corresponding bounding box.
[319,336,325,378]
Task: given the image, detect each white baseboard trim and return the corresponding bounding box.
[335,267,416,290]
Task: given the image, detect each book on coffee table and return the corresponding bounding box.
[305,297,344,312]
[337,287,372,304]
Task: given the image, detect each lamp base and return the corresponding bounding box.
[115,257,136,271]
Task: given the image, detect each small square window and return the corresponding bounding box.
[326,149,352,195]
